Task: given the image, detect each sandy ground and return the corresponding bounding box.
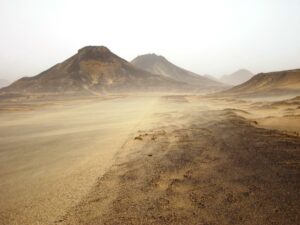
[0,94,299,225]
[0,96,159,225]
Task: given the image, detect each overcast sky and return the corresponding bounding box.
[0,0,300,81]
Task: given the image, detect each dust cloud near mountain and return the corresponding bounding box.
[0,47,300,225]
[1,0,300,223]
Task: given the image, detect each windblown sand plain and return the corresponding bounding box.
[0,94,299,225]
[0,95,160,225]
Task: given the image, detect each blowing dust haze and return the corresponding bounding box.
[0,1,300,225]
[0,0,300,82]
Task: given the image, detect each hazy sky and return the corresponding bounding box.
[0,0,300,81]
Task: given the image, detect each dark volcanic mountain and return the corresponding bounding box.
[220,69,253,85]
[223,69,300,97]
[131,54,223,88]
[1,46,189,94]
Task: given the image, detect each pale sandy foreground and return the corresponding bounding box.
[0,95,299,225]
[0,96,159,224]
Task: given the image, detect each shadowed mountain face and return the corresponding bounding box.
[131,54,223,88]
[1,46,190,94]
[220,69,253,85]
[223,69,300,97]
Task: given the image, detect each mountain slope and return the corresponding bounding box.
[204,74,219,82]
[223,69,300,97]
[131,54,223,88]
[1,46,189,94]
[220,69,253,85]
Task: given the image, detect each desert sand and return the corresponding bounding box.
[0,94,299,225]
[0,96,159,224]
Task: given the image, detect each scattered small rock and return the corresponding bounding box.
[134,136,143,140]
[151,136,157,140]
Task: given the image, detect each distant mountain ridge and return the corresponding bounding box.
[1,46,192,94]
[220,69,254,85]
[223,69,300,97]
[131,53,223,88]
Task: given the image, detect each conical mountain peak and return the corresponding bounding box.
[2,46,189,93]
[78,46,111,54]
[132,53,222,87]
[75,46,119,63]
[133,53,167,63]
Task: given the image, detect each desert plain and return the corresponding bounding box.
[0,94,299,225]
